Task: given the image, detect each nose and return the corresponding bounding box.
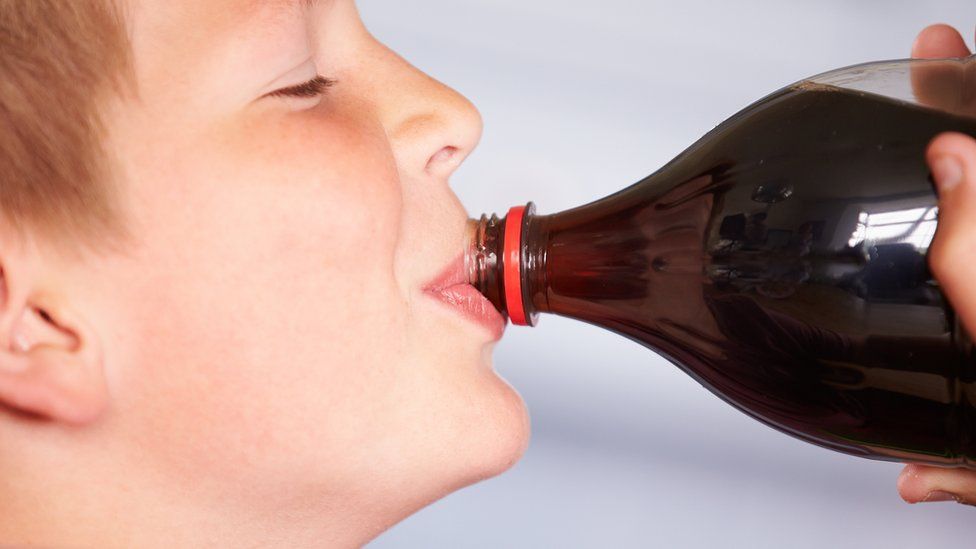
[363,41,484,181]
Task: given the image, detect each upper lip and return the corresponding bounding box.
[422,253,469,293]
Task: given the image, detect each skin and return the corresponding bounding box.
[899,23,976,506]
[0,0,528,546]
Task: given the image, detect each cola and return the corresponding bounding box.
[468,56,976,467]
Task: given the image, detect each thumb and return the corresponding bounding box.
[927,132,976,336]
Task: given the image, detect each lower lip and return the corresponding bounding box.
[425,284,507,340]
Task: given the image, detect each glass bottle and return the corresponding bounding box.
[467,55,976,468]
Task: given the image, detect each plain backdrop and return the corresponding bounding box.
[358,2,976,547]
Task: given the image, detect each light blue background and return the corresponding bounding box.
[359,2,976,547]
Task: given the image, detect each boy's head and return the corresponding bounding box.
[0,1,528,545]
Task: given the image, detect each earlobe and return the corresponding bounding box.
[0,252,108,425]
[0,336,108,424]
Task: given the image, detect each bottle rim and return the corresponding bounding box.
[504,204,529,326]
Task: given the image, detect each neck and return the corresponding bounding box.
[0,450,391,548]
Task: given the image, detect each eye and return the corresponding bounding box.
[264,75,336,99]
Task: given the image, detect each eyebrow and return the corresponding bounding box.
[263,0,321,11]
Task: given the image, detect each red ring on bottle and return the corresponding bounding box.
[504,205,528,326]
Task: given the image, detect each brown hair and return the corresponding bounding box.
[0,1,130,253]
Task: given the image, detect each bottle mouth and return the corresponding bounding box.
[504,204,530,326]
[466,203,537,327]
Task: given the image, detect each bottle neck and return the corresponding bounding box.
[466,203,546,327]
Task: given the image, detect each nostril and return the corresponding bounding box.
[425,146,459,172]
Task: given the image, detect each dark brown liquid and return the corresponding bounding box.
[515,84,976,466]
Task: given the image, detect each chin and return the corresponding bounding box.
[394,322,531,502]
[458,372,531,486]
[358,366,530,540]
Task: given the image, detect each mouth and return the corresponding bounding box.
[422,253,507,341]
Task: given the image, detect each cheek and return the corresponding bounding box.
[144,112,404,346]
[235,107,405,262]
[111,107,411,481]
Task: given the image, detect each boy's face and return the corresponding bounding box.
[90,0,527,528]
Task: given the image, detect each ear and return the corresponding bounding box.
[0,243,107,425]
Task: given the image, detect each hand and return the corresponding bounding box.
[897,23,976,506]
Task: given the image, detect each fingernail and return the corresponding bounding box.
[922,490,961,503]
[932,156,964,193]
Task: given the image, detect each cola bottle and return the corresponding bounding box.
[467,55,976,467]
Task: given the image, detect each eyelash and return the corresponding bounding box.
[266,75,336,99]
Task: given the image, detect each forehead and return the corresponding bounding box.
[126,0,311,41]
[127,0,315,64]
[225,0,317,24]
[176,0,308,31]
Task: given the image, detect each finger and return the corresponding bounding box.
[910,25,973,114]
[898,463,976,504]
[912,24,971,59]
[902,133,976,507]
[926,133,976,337]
